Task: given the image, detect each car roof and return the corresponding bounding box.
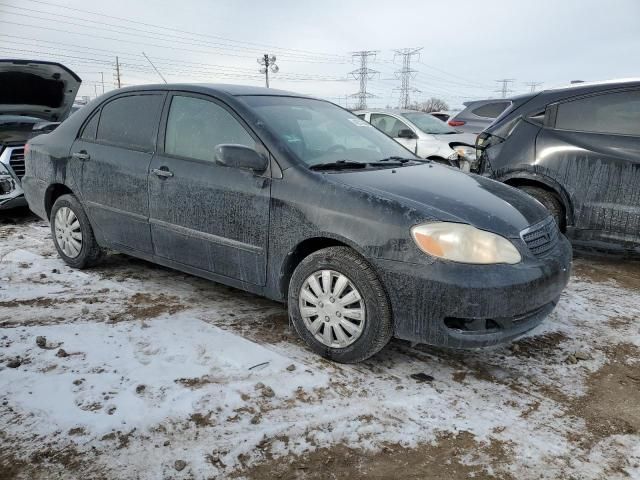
[539,78,640,96]
[108,83,314,98]
[353,108,423,115]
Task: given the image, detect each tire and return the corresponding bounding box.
[288,246,393,363]
[50,194,104,269]
[519,186,566,231]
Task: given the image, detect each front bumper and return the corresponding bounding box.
[0,146,27,210]
[373,234,572,348]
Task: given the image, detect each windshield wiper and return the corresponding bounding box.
[373,156,418,165]
[309,160,368,171]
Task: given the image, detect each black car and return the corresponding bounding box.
[477,79,640,254]
[0,60,81,210]
[23,84,571,363]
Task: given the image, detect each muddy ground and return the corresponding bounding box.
[0,209,638,479]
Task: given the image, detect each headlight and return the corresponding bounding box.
[453,145,475,160]
[411,222,522,264]
[447,151,459,161]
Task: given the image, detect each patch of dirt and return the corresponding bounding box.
[108,293,185,322]
[566,343,640,449]
[223,310,298,345]
[233,431,515,479]
[175,375,220,388]
[510,331,568,359]
[0,297,102,309]
[573,257,640,290]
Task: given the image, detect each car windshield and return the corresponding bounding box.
[401,111,457,134]
[240,96,417,167]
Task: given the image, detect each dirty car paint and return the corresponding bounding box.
[22,84,572,350]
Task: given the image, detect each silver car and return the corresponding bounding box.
[354,109,477,170]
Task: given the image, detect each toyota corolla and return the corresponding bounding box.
[23,84,572,363]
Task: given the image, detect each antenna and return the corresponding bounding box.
[142,52,168,84]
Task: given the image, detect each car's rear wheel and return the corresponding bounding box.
[288,246,393,363]
[50,194,104,269]
[519,186,566,231]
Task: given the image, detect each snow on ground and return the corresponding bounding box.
[1,211,639,479]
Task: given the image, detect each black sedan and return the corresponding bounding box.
[23,84,571,363]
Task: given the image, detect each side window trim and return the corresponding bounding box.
[78,108,101,142]
[93,92,166,153]
[158,91,273,177]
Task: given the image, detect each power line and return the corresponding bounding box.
[0,1,349,62]
[349,50,379,110]
[495,79,515,98]
[393,47,422,109]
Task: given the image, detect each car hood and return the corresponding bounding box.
[433,131,477,146]
[330,163,549,238]
[0,60,81,121]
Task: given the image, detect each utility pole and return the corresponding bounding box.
[258,54,279,88]
[349,50,379,110]
[393,47,423,109]
[100,71,105,94]
[495,79,515,98]
[525,81,542,93]
[94,84,98,98]
[114,56,122,89]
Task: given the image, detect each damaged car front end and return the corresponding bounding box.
[0,59,81,209]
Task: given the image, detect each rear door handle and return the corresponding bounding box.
[152,167,174,178]
[72,151,90,161]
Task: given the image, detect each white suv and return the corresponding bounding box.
[355,109,477,171]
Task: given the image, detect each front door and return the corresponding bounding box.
[148,93,271,285]
[72,92,165,254]
[370,113,417,153]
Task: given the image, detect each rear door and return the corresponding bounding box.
[148,92,271,285]
[536,88,640,243]
[72,92,165,254]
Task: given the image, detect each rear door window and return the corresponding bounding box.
[164,95,255,162]
[471,101,510,119]
[555,90,640,136]
[96,94,164,151]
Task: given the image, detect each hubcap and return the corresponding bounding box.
[54,207,82,258]
[299,269,366,348]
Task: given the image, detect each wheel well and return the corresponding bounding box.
[504,178,570,227]
[280,237,350,298]
[44,184,73,219]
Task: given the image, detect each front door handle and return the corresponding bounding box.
[152,167,174,178]
[72,151,90,161]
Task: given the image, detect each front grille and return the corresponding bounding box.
[521,216,559,258]
[8,148,25,180]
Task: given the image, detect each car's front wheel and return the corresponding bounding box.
[519,186,566,231]
[50,194,104,269]
[288,247,393,363]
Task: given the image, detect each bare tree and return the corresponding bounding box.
[409,97,449,112]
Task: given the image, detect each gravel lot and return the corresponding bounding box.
[1,208,639,479]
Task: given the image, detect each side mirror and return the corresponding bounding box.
[214,144,268,172]
[397,129,417,139]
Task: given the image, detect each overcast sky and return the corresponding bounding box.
[2,0,639,109]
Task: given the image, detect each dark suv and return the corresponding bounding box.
[477,79,640,253]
